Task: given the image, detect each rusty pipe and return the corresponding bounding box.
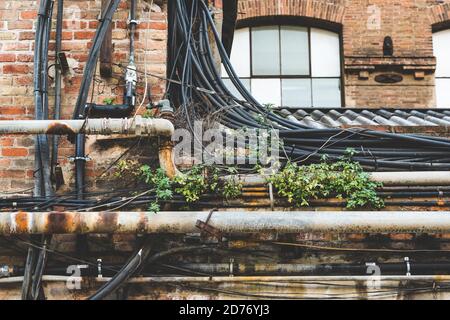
[223,173,450,187]
[158,138,182,179]
[0,116,174,137]
[2,275,450,284]
[3,211,450,235]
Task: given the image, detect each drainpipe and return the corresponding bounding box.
[3,211,450,235]
[157,100,181,179]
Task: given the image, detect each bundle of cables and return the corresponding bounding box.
[167,0,450,172]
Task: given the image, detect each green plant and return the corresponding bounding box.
[268,158,384,210]
[103,97,116,105]
[114,159,140,178]
[222,179,243,200]
[142,109,156,119]
[138,165,173,212]
[132,163,243,211]
[174,165,219,203]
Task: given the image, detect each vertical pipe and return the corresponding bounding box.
[27,0,53,300]
[125,0,137,107]
[33,0,46,198]
[129,0,136,64]
[75,134,86,200]
[72,0,121,201]
[40,0,55,198]
[51,0,64,184]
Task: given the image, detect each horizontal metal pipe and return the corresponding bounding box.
[1,275,450,284]
[3,211,450,235]
[0,116,174,137]
[224,173,450,187]
[370,171,450,186]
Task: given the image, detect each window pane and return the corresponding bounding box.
[280,26,309,75]
[282,79,312,107]
[252,26,280,76]
[311,28,341,77]
[312,78,341,108]
[222,28,250,77]
[251,79,281,107]
[433,30,450,77]
[436,79,450,108]
[222,78,250,100]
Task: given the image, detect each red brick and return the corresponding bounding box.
[0,170,25,178]
[16,54,33,62]
[2,64,30,74]
[0,137,14,147]
[0,106,26,115]
[19,31,35,40]
[19,10,37,20]
[0,53,15,62]
[74,31,96,40]
[7,20,33,29]
[2,147,28,157]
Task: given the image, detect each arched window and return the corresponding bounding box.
[222,26,343,108]
[433,29,450,108]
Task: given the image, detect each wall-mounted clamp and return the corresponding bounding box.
[404,257,411,276]
[69,156,91,163]
[0,265,11,278]
[97,259,103,279]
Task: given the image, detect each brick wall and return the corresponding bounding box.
[0,0,168,193]
[237,0,450,108]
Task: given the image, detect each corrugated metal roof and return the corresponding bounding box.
[276,108,450,128]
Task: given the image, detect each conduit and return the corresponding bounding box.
[3,211,450,235]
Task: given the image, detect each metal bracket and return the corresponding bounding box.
[69,156,91,163]
[0,265,11,278]
[195,208,224,241]
[128,19,140,26]
[438,190,445,206]
[404,257,411,276]
[97,259,103,279]
[229,258,234,277]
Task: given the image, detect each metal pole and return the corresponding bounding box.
[3,211,450,235]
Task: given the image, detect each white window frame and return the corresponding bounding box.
[222,25,343,108]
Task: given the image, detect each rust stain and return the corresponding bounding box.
[14,211,29,233]
[45,122,76,135]
[135,213,148,234]
[45,212,74,234]
[98,211,118,232]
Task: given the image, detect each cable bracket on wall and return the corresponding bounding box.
[404,257,411,276]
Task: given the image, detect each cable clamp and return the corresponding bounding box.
[404,257,411,276]
[438,190,445,206]
[128,19,140,26]
[97,259,103,279]
[68,156,91,163]
[0,265,11,278]
[229,258,234,277]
